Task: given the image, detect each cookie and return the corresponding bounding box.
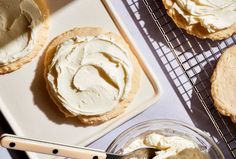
[211,45,236,122]
[162,0,236,40]
[44,27,141,125]
[0,0,49,74]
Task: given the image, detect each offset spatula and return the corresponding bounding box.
[0,133,156,159]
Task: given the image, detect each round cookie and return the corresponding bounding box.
[162,0,236,40]
[211,45,236,122]
[0,0,49,74]
[44,27,141,125]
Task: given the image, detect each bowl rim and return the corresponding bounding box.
[106,119,225,159]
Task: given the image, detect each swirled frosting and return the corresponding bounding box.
[46,35,133,116]
[0,0,43,65]
[171,0,236,32]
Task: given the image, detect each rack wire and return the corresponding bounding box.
[141,0,236,158]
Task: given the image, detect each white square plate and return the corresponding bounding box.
[0,0,160,158]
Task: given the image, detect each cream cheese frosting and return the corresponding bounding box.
[171,0,236,33]
[0,0,43,65]
[123,133,209,159]
[46,35,133,116]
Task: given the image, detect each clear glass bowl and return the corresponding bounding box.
[106,119,224,159]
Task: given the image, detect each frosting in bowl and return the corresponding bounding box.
[123,133,209,159]
[171,0,236,32]
[46,34,133,116]
[0,0,43,65]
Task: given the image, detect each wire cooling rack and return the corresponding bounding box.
[141,0,236,158]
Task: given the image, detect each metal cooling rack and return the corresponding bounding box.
[141,0,236,158]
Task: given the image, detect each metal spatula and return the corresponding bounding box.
[0,133,156,159]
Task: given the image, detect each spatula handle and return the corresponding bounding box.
[0,134,107,159]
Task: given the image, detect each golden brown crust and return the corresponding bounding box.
[162,0,236,40]
[44,27,141,125]
[0,0,49,74]
[211,45,236,123]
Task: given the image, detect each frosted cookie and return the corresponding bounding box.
[211,45,236,122]
[44,27,140,125]
[162,0,236,40]
[0,0,49,74]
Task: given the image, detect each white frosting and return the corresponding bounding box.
[124,133,209,159]
[0,0,43,65]
[47,35,133,116]
[171,0,236,32]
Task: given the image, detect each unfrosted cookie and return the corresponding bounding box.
[211,45,236,122]
[0,0,49,74]
[162,0,236,40]
[44,27,140,125]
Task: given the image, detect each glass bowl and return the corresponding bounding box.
[106,119,224,159]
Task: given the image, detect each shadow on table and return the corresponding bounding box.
[121,0,234,158]
[189,60,236,159]
[121,0,215,132]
